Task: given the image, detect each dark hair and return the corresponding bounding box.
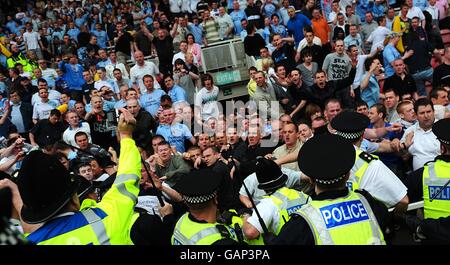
[204,146,220,154]
[142,74,154,82]
[74,131,89,140]
[283,122,299,132]
[301,49,312,60]
[152,134,165,143]
[297,120,312,129]
[430,88,447,100]
[274,64,285,72]
[314,70,326,78]
[376,16,385,25]
[201,73,214,86]
[76,162,92,174]
[303,24,313,33]
[248,66,257,72]
[186,33,196,43]
[174,58,187,68]
[305,103,322,121]
[355,100,369,109]
[383,87,398,96]
[160,95,173,107]
[50,109,62,118]
[163,74,173,81]
[37,78,47,85]
[157,140,171,149]
[414,98,434,114]
[347,44,357,52]
[126,88,138,96]
[370,103,387,119]
[364,57,377,71]
[290,68,302,76]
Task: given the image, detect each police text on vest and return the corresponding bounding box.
[319,200,369,229]
[429,186,450,200]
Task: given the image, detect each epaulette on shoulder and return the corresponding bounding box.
[359,151,378,163]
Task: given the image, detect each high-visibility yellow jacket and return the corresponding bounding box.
[26,138,141,245]
[423,159,450,219]
[265,187,309,235]
[347,150,378,191]
[294,191,385,245]
[172,213,239,245]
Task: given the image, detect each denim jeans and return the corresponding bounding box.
[412,67,433,96]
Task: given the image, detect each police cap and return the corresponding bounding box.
[173,168,220,204]
[255,157,287,190]
[432,118,450,145]
[331,111,369,141]
[297,134,355,185]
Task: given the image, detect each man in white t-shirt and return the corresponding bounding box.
[32,80,60,123]
[400,99,441,171]
[94,68,114,91]
[406,0,426,27]
[430,88,450,120]
[63,111,92,147]
[105,51,129,80]
[194,74,220,122]
[172,40,198,66]
[23,22,45,59]
[130,50,161,94]
[366,16,391,54]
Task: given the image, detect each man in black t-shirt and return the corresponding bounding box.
[152,29,175,75]
[81,70,95,104]
[113,22,134,66]
[271,34,297,73]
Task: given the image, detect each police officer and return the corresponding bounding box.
[404,118,450,220]
[14,108,140,244]
[275,134,389,245]
[401,121,450,245]
[171,168,243,245]
[242,157,309,240]
[331,111,409,213]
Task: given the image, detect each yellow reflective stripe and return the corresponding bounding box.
[356,194,385,245]
[189,227,220,244]
[172,215,223,245]
[116,183,138,203]
[429,162,437,179]
[82,209,111,245]
[424,162,449,186]
[271,191,288,206]
[173,215,189,244]
[114,174,139,185]
[173,230,190,244]
[300,205,335,245]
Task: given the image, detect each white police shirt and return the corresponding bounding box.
[239,167,303,205]
[352,146,408,208]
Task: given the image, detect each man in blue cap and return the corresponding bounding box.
[275,133,389,244]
